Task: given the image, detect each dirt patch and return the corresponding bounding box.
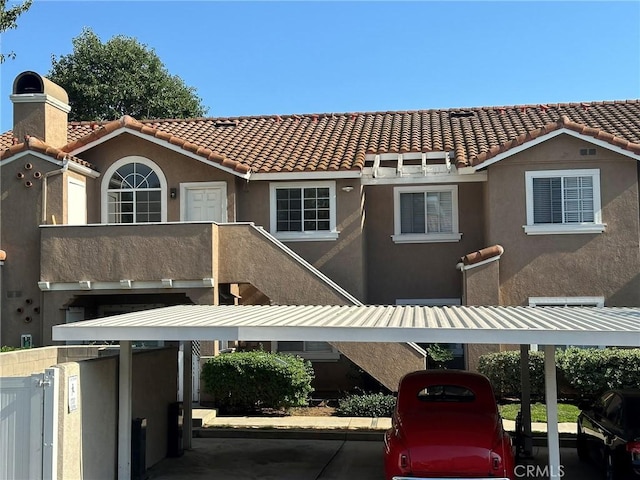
[288,406,336,417]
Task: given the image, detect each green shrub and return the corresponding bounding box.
[1,346,21,352]
[477,350,546,398]
[557,347,640,398]
[201,351,314,413]
[479,348,640,401]
[335,393,396,417]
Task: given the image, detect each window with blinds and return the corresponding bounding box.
[532,175,594,224]
[400,191,453,234]
[393,185,461,243]
[524,169,604,235]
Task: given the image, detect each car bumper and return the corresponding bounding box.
[392,477,511,480]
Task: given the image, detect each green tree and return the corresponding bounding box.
[426,343,454,369]
[47,28,208,122]
[1,0,33,63]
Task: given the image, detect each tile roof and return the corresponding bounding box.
[0,135,93,168]
[2,100,639,173]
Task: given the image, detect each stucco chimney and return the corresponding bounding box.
[10,71,70,148]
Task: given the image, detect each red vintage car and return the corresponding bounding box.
[384,370,515,480]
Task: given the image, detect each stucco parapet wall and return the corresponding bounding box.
[0,345,104,376]
[40,222,217,284]
[216,222,362,305]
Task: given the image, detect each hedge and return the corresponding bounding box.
[335,393,396,417]
[478,348,640,400]
[201,351,314,413]
[557,347,640,398]
[477,350,546,398]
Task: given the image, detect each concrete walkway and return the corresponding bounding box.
[193,408,577,434]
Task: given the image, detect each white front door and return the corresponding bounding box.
[181,182,227,222]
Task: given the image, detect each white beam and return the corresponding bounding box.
[544,345,561,480]
[118,341,132,480]
[183,341,193,451]
[519,345,533,457]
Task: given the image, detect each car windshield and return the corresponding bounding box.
[417,384,476,402]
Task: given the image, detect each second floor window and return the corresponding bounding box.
[102,157,167,223]
[393,185,461,243]
[269,181,338,241]
[524,169,604,235]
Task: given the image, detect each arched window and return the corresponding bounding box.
[102,157,167,223]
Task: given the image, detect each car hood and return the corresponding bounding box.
[397,410,504,476]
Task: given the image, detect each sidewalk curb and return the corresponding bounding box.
[194,427,577,447]
[194,427,384,441]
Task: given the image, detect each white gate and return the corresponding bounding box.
[0,369,58,480]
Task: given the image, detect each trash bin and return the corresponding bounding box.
[167,402,184,457]
[131,418,147,480]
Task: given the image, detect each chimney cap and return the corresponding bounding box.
[13,71,68,105]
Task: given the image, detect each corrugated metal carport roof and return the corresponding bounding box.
[52,304,640,346]
[51,303,640,480]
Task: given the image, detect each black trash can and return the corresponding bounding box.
[167,402,184,457]
[131,418,147,480]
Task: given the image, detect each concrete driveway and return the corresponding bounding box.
[147,438,383,480]
[147,438,601,480]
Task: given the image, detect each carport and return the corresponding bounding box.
[52,304,640,480]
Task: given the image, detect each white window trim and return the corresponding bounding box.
[179,181,229,222]
[396,298,461,306]
[523,169,605,235]
[269,181,338,242]
[271,341,340,362]
[528,296,605,349]
[101,156,168,223]
[392,185,462,244]
[528,296,605,307]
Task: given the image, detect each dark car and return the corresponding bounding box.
[384,370,514,480]
[577,389,640,480]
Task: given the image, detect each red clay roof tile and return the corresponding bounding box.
[0,135,93,168]
[2,100,640,172]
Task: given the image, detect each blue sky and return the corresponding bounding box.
[1,1,639,132]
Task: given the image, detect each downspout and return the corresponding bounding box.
[42,157,70,224]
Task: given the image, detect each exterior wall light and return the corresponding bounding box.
[341,186,355,192]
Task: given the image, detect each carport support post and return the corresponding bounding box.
[519,344,533,456]
[543,345,561,480]
[183,341,193,450]
[118,341,132,480]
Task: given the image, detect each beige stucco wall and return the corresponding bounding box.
[0,155,68,346]
[461,259,501,306]
[40,223,216,283]
[12,98,69,149]
[485,134,640,306]
[330,341,425,391]
[23,347,177,479]
[77,134,238,224]
[1,346,177,478]
[132,347,178,468]
[364,182,486,304]
[0,345,104,376]
[235,179,366,301]
[217,223,357,305]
